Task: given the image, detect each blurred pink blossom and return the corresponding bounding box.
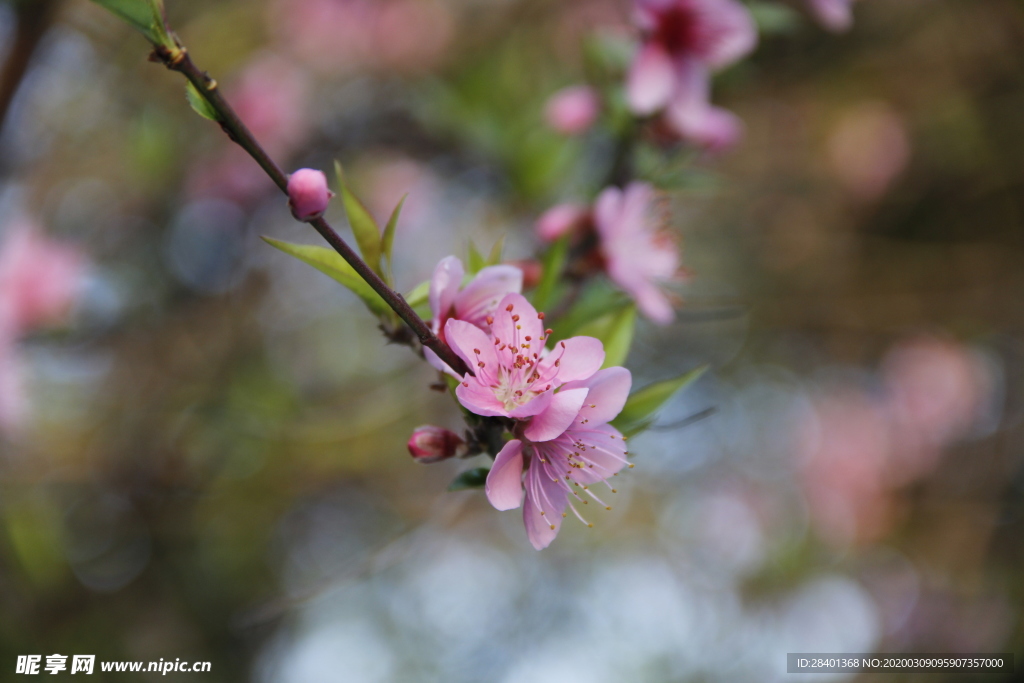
[268,0,454,74]
[545,86,601,136]
[0,224,85,432]
[799,336,994,546]
[0,224,84,332]
[827,102,910,202]
[408,425,466,463]
[227,54,311,159]
[627,0,756,149]
[287,168,333,220]
[807,0,857,32]
[487,366,632,549]
[594,182,681,324]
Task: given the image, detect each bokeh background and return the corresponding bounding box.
[0,0,1023,680]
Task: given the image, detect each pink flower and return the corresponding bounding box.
[807,0,856,32]
[408,425,466,463]
[428,256,522,340]
[444,293,605,420]
[486,367,633,549]
[0,225,84,332]
[594,183,681,324]
[545,86,601,136]
[627,0,756,148]
[287,169,332,221]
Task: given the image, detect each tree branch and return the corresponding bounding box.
[150,46,471,376]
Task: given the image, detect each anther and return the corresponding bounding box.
[506,304,514,311]
[512,314,520,322]
[538,312,545,319]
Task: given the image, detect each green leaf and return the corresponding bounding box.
[447,467,490,491]
[531,235,569,313]
[185,82,220,122]
[334,161,382,275]
[90,0,174,47]
[612,366,707,436]
[261,237,390,318]
[380,194,407,281]
[404,280,430,308]
[575,305,636,369]
[466,240,486,274]
[487,236,506,266]
[748,1,803,35]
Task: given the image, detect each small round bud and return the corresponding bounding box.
[287,168,332,221]
[408,425,466,463]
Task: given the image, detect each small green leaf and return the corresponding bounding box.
[448,467,490,491]
[466,240,486,274]
[575,305,636,369]
[261,237,390,318]
[531,235,569,313]
[487,236,506,266]
[748,1,803,35]
[404,280,431,308]
[185,82,220,122]
[381,194,407,280]
[90,0,174,48]
[612,366,707,436]
[334,161,382,275]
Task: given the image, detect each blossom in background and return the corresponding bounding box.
[486,367,632,549]
[827,102,910,203]
[408,425,466,463]
[0,224,85,431]
[594,182,681,324]
[536,184,682,324]
[427,256,522,342]
[544,86,601,136]
[627,0,756,149]
[287,169,332,221]
[807,0,857,32]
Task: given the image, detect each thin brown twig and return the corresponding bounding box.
[150,46,471,376]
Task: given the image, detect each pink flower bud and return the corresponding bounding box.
[408,425,466,463]
[544,86,600,135]
[536,203,591,243]
[287,168,332,220]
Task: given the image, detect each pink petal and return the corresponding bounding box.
[443,318,498,376]
[423,346,457,376]
[563,367,633,425]
[632,280,677,324]
[486,439,525,510]
[524,387,590,442]
[692,0,758,70]
[544,85,600,136]
[626,43,676,115]
[490,293,544,347]
[539,336,605,383]
[454,264,523,327]
[455,380,507,417]
[429,256,464,331]
[593,186,624,239]
[523,460,567,550]
[563,424,630,484]
[508,390,553,419]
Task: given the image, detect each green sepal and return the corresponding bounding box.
[612,366,707,437]
[487,236,506,266]
[574,305,636,369]
[334,161,383,277]
[185,81,220,122]
[466,240,486,274]
[447,467,490,491]
[261,237,390,318]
